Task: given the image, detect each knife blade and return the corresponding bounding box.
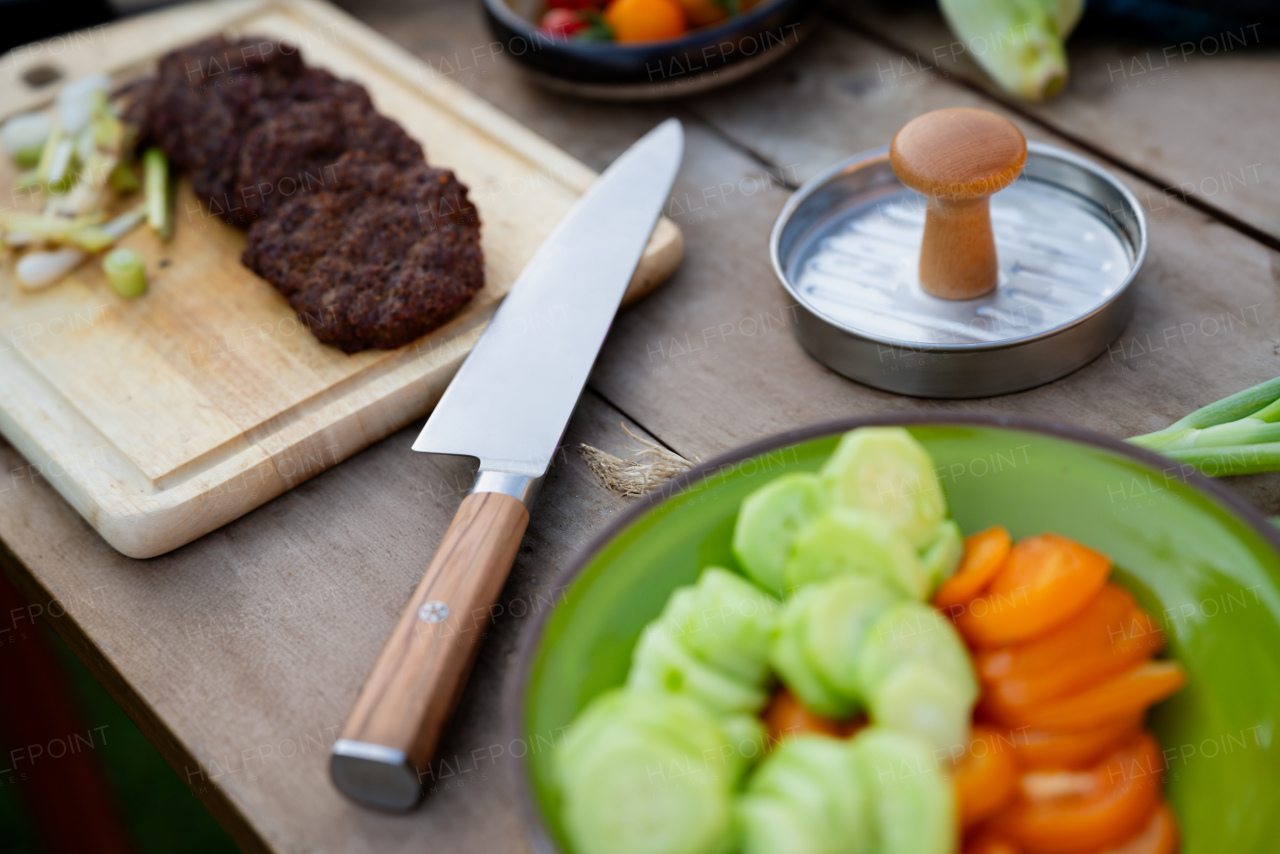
[331,119,684,811]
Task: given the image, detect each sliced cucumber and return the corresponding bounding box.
[784,508,928,599]
[557,689,731,787]
[868,660,972,756]
[819,428,946,549]
[770,587,855,719]
[920,520,964,593]
[659,567,779,685]
[732,473,827,596]
[744,735,871,854]
[801,575,898,701]
[855,601,977,704]
[629,623,768,716]
[561,733,734,854]
[850,729,956,854]
[720,712,768,779]
[737,794,828,854]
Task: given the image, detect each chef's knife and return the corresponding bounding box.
[331,119,684,811]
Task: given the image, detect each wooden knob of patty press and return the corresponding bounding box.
[890,108,1027,300]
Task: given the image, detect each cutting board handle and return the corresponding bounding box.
[331,487,530,810]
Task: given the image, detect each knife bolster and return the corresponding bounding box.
[472,469,543,509]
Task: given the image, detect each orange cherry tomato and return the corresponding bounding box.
[934,526,1013,612]
[1003,716,1143,770]
[989,661,1186,732]
[964,832,1023,854]
[983,606,1164,710]
[1097,800,1179,854]
[762,688,848,744]
[992,731,1164,853]
[956,534,1112,648]
[975,584,1136,683]
[955,726,1019,828]
[603,0,687,42]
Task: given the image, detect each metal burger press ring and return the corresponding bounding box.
[771,108,1148,399]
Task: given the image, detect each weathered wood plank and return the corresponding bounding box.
[833,2,1280,244]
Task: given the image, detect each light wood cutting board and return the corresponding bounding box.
[0,0,683,558]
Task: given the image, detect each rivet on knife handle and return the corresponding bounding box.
[330,476,534,810]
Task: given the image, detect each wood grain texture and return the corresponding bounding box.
[0,3,1277,854]
[0,0,682,559]
[341,491,529,772]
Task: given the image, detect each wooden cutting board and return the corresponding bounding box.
[0,0,683,558]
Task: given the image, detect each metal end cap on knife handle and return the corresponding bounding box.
[330,739,421,811]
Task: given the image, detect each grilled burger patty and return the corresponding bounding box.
[142,37,402,224]
[242,151,484,353]
[234,97,424,220]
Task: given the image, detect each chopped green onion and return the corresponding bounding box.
[2,112,52,167]
[35,124,63,183]
[143,147,172,240]
[103,247,147,298]
[1128,375,1280,476]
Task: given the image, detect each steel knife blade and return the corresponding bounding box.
[412,117,684,475]
[332,119,684,811]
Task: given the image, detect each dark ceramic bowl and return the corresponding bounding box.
[510,412,1280,854]
[481,0,822,99]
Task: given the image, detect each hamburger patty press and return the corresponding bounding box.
[771,108,1148,399]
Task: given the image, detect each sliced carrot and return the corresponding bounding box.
[992,731,1164,853]
[983,606,1164,709]
[1003,715,1143,770]
[762,688,848,743]
[1097,800,1179,854]
[976,584,1136,683]
[990,661,1186,732]
[963,831,1023,854]
[956,534,1112,648]
[956,726,1020,828]
[934,526,1013,611]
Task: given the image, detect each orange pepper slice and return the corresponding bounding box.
[1097,800,1179,854]
[956,725,1020,828]
[983,605,1164,709]
[934,526,1013,612]
[956,534,1112,648]
[992,731,1164,853]
[964,832,1023,854]
[1003,715,1143,770]
[988,661,1186,732]
[975,584,1136,683]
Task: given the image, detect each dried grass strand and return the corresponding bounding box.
[579,424,694,497]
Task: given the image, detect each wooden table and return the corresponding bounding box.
[2,1,1277,850]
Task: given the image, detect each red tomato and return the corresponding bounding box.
[539,7,588,36]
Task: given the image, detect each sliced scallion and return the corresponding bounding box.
[103,247,147,298]
[143,147,172,240]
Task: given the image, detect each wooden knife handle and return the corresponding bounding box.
[332,490,529,810]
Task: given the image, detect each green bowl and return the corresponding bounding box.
[511,414,1280,853]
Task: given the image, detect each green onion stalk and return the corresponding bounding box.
[143,146,172,240]
[937,0,1083,101]
[1127,376,1280,477]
